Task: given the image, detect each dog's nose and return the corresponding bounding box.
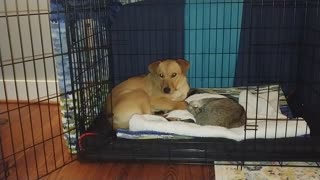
[163,87,171,94]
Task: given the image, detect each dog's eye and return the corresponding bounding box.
[159,73,164,78]
[171,73,177,78]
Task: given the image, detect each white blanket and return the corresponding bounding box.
[129,91,310,141]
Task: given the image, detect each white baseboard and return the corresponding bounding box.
[0,79,59,102]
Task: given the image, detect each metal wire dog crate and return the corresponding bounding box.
[0,0,320,179]
[77,0,320,164]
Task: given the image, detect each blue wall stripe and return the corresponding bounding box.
[185,0,243,88]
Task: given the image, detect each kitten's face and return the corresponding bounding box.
[189,98,212,108]
[188,98,211,115]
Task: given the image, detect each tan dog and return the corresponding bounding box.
[106,59,190,129]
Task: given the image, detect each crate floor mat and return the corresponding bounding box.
[118,84,310,140]
[214,161,320,180]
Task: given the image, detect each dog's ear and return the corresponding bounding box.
[148,61,161,73]
[176,59,190,75]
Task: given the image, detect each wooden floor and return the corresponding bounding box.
[0,103,215,180]
[43,161,214,180]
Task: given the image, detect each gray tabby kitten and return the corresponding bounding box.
[188,98,246,128]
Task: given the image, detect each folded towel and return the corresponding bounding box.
[127,90,310,141]
[129,114,309,141]
[239,90,287,119]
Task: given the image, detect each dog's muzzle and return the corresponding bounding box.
[163,87,171,94]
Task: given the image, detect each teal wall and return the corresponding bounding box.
[185,0,243,88]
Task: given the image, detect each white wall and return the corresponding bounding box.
[0,0,58,102]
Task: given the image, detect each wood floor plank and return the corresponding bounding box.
[42,161,215,180]
[0,103,215,180]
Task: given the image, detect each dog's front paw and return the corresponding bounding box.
[175,101,189,110]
